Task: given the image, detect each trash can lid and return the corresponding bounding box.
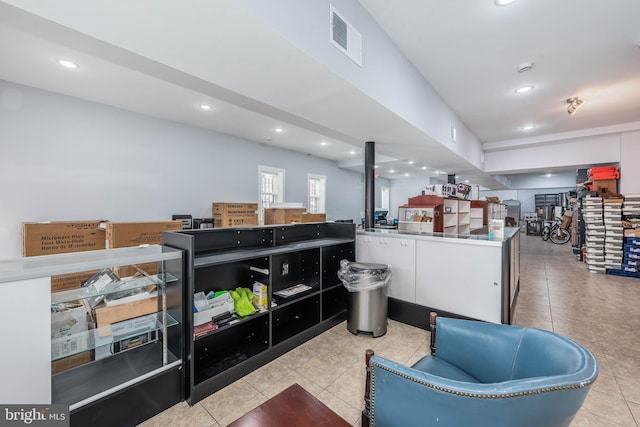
[348,262,389,272]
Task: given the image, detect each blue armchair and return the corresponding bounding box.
[363,313,598,427]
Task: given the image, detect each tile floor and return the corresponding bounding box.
[140,232,640,426]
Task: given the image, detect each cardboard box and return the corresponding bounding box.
[291,213,327,223]
[23,221,106,292]
[93,295,158,335]
[105,221,183,276]
[22,221,106,257]
[213,203,258,228]
[624,229,640,238]
[593,179,618,196]
[264,208,306,225]
[51,303,93,373]
[51,351,93,375]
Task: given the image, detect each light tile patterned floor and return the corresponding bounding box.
[140,232,640,426]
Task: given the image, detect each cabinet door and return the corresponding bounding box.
[415,240,503,323]
[356,235,416,302]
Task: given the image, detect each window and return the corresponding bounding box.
[308,174,326,213]
[380,186,390,211]
[259,166,285,224]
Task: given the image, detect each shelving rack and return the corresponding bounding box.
[163,222,355,404]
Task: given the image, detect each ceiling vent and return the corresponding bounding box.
[330,5,362,66]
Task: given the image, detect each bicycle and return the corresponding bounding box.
[541,220,571,244]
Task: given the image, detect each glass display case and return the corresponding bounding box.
[0,245,183,426]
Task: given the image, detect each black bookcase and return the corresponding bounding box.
[163,222,355,404]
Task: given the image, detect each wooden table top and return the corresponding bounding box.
[227,383,352,427]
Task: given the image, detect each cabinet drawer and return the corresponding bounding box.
[272,296,320,345]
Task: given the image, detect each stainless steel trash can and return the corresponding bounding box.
[339,262,390,337]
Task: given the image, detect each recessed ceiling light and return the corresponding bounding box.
[389,169,395,173]
[408,160,415,164]
[374,165,379,169]
[275,127,283,133]
[455,175,460,179]
[320,141,328,146]
[349,150,356,155]
[199,104,212,111]
[523,124,536,131]
[404,173,409,177]
[421,166,427,170]
[515,85,534,94]
[545,173,552,178]
[57,59,78,69]
[495,0,517,5]
[465,180,470,183]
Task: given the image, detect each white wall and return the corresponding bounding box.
[620,131,640,194]
[0,81,364,259]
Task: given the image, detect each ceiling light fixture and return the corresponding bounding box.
[421,166,427,170]
[349,150,356,155]
[495,0,517,5]
[523,124,536,131]
[516,62,534,73]
[408,160,415,164]
[545,173,552,178]
[465,180,470,183]
[566,97,584,115]
[275,127,283,133]
[374,165,379,169]
[389,170,395,173]
[57,59,78,69]
[199,104,212,111]
[404,173,409,177]
[515,85,534,94]
[320,141,328,146]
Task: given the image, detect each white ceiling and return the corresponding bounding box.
[1,1,638,189]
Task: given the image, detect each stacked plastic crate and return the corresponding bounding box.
[583,196,605,273]
[603,198,624,271]
[621,195,640,277]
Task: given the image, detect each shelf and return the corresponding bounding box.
[272,289,320,310]
[0,245,181,283]
[194,315,269,384]
[194,238,354,267]
[193,310,268,341]
[273,295,320,345]
[322,281,344,291]
[52,342,180,408]
[51,273,179,305]
[52,312,179,361]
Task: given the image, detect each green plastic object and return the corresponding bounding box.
[229,287,256,317]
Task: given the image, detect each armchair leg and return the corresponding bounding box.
[430,311,438,355]
[362,349,374,426]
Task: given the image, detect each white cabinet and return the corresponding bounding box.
[458,200,471,235]
[470,207,485,230]
[443,199,459,234]
[415,239,504,324]
[356,234,416,303]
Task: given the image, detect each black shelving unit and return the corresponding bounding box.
[163,222,355,404]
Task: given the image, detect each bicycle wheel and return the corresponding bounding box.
[541,226,551,241]
[550,228,571,244]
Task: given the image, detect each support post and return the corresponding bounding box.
[362,349,374,426]
[365,141,375,229]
